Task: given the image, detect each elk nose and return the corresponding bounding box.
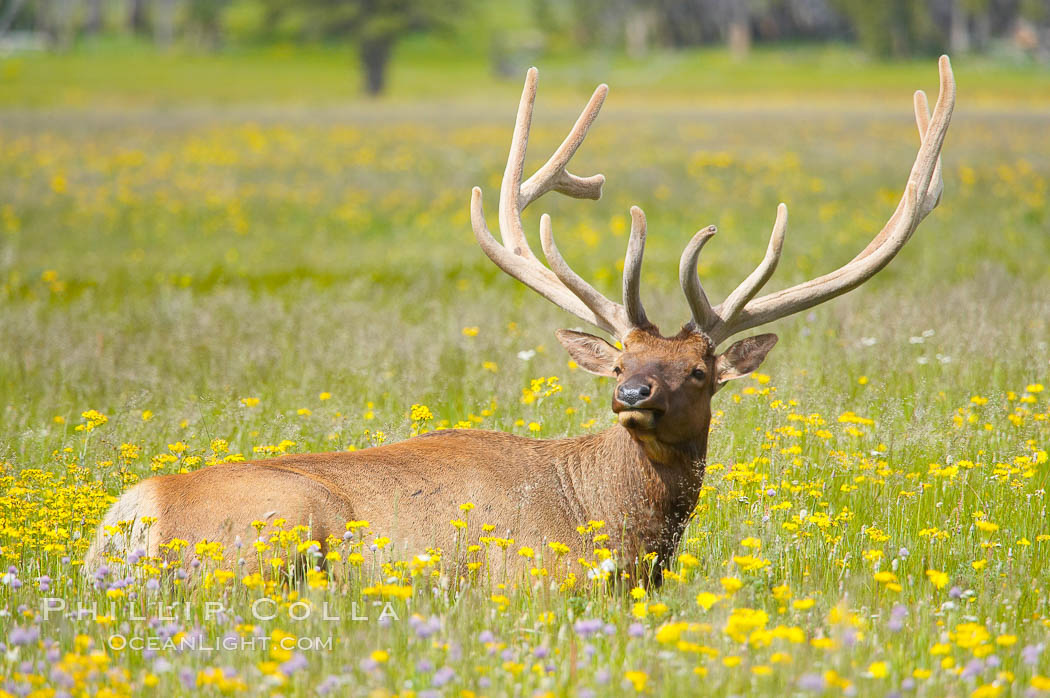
[617,379,653,407]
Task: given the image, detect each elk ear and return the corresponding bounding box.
[555,329,622,377]
[714,333,778,390]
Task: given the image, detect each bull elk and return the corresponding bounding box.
[87,57,955,585]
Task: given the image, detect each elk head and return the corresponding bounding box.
[554,327,776,449]
[471,59,954,454]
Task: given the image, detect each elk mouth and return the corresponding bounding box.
[616,408,661,431]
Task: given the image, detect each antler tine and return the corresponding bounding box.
[497,67,542,263]
[498,69,609,266]
[471,188,612,331]
[539,214,629,336]
[622,206,651,329]
[520,84,608,206]
[916,55,954,212]
[679,225,719,332]
[712,203,788,339]
[849,67,948,266]
[913,89,942,215]
[713,55,955,342]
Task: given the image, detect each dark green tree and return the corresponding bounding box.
[186,0,230,48]
[291,0,465,96]
[833,0,942,57]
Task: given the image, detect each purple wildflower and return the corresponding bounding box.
[411,615,440,639]
[316,676,341,695]
[432,667,455,687]
[573,618,602,637]
[961,658,983,679]
[9,626,39,646]
[280,653,308,675]
[888,604,908,632]
[798,673,826,692]
[50,666,74,689]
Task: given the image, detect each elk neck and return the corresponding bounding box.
[538,421,710,564]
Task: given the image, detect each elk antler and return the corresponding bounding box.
[471,68,651,340]
[683,56,956,345]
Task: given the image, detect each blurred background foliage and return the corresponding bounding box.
[2,0,1050,97]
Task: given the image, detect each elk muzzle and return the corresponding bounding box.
[613,377,663,431]
[616,378,652,406]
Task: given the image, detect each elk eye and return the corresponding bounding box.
[691,367,706,381]
[613,366,623,376]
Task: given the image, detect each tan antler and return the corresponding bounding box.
[471,68,650,340]
[682,55,955,345]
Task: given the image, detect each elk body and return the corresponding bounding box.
[86,58,955,583]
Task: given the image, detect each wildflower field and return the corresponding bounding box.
[2,46,1050,696]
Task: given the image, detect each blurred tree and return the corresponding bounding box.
[949,0,982,52]
[154,0,174,46]
[35,0,77,47]
[186,0,229,48]
[1018,0,1050,56]
[624,6,658,57]
[84,0,102,33]
[728,0,750,58]
[0,0,28,36]
[268,0,466,96]
[531,0,557,35]
[752,0,849,41]
[832,0,943,56]
[488,6,545,78]
[127,0,149,34]
[1020,0,1050,22]
[570,0,633,49]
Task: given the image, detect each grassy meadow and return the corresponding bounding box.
[2,44,1050,696]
